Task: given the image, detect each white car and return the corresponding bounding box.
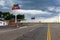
[0,21,7,26]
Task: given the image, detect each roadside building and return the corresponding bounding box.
[0,18,8,26]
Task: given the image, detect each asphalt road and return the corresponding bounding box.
[50,24,60,40]
[0,23,60,40]
[15,24,48,40]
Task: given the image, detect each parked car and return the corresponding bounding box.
[0,20,7,26]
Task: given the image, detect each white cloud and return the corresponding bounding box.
[47,7,55,11]
[55,7,60,12]
[0,0,5,6]
[21,16,59,23]
[2,7,9,9]
[12,9,52,15]
[39,16,59,22]
[59,14,60,22]
[47,7,60,13]
[41,16,59,22]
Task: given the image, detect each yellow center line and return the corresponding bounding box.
[47,24,51,40]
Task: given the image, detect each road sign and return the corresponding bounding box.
[11,3,20,10]
[11,3,20,24]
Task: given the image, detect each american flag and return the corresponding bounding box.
[31,17,35,20]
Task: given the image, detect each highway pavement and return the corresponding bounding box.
[0,23,60,40]
[50,24,60,40]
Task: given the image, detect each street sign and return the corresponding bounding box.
[11,3,20,24]
[11,3,20,10]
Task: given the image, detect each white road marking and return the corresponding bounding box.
[20,26,28,29]
[30,29,35,31]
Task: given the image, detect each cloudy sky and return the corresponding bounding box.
[0,0,60,22]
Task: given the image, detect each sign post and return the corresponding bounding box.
[11,3,20,27]
[15,15,17,23]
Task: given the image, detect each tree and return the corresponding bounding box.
[5,14,15,20]
[0,11,3,18]
[17,14,25,20]
[3,12,10,18]
[0,11,25,20]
